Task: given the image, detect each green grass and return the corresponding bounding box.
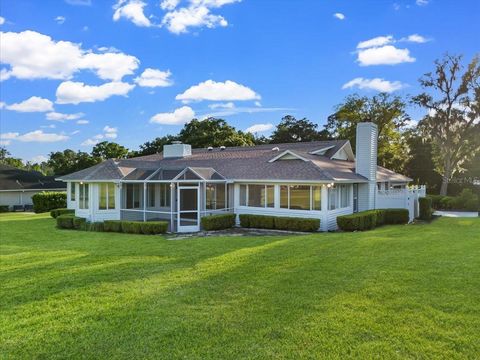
[1,213,479,359]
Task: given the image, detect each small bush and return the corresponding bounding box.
[427,195,444,210]
[121,221,143,234]
[239,214,251,228]
[337,210,378,231]
[375,209,386,226]
[140,221,168,235]
[104,220,123,232]
[0,205,9,213]
[50,208,75,218]
[73,217,86,230]
[56,214,74,229]
[384,208,409,224]
[32,192,66,213]
[418,197,433,221]
[243,214,275,229]
[201,214,236,231]
[84,222,104,232]
[274,216,320,232]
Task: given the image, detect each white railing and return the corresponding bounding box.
[376,185,426,222]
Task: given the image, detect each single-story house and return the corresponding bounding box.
[0,164,66,210]
[58,122,425,232]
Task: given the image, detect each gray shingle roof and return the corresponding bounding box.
[57,140,411,183]
[0,164,66,191]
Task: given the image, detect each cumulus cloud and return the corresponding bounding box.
[0,30,139,81]
[77,119,89,125]
[403,34,429,43]
[81,125,118,146]
[416,0,429,6]
[134,68,173,87]
[333,13,345,20]
[104,125,118,139]
[5,96,54,112]
[0,132,19,146]
[160,0,180,10]
[176,80,260,103]
[208,102,235,109]
[162,5,228,34]
[3,130,69,143]
[245,123,274,134]
[342,77,406,92]
[357,35,394,49]
[56,81,135,104]
[113,0,152,27]
[0,17,5,25]
[357,45,415,66]
[55,16,66,24]
[150,106,195,125]
[46,112,84,121]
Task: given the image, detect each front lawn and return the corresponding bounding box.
[1,213,479,359]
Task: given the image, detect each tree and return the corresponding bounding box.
[92,141,129,160]
[326,93,410,172]
[134,135,179,157]
[47,149,99,176]
[412,54,480,195]
[0,147,24,169]
[270,115,329,144]
[178,118,255,148]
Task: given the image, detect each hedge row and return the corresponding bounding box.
[337,208,409,232]
[427,189,479,211]
[0,205,9,213]
[239,214,320,232]
[32,192,67,213]
[50,208,75,218]
[56,216,168,235]
[201,214,236,231]
[418,197,433,221]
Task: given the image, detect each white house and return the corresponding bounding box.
[58,122,425,232]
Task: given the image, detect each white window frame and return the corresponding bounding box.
[99,183,116,211]
[79,183,89,209]
[328,184,350,210]
[280,185,322,211]
[240,184,274,208]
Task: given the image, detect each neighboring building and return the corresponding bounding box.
[58,123,425,232]
[0,165,66,210]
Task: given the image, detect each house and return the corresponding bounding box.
[58,122,425,232]
[0,164,66,210]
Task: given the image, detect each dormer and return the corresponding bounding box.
[309,142,355,161]
[268,150,309,163]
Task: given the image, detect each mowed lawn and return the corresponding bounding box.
[1,214,479,359]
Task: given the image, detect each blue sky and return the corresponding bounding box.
[1,0,479,163]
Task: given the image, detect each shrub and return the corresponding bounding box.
[384,208,409,224]
[121,221,143,234]
[73,217,86,230]
[50,208,74,218]
[274,216,320,232]
[418,197,433,221]
[0,205,9,213]
[104,220,123,232]
[84,222,104,232]
[337,211,378,231]
[427,195,444,210]
[375,209,386,226]
[140,221,168,235]
[56,214,74,229]
[439,196,454,210]
[32,192,67,213]
[241,214,275,229]
[201,214,236,231]
[239,214,251,228]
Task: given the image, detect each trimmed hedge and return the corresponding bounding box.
[32,191,67,213]
[50,208,75,218]
[56,214,75,229]
[239,214,320,232]
[384,208,409,224]
[418,197,433,221]
[0,205,9,213]
[104,220,123,232]
[141,222,168,235]
[201,214,236,231]
[427,189,479,211]
[337,211,378,232]
[73,216,86,230]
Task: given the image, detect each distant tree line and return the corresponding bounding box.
[1,54,478,195]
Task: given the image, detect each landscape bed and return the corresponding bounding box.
[0,213,479,359]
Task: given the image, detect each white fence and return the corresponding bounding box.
[376,185,426,222]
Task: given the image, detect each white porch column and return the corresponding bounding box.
[321,185,329,231]
[143,182,147,222]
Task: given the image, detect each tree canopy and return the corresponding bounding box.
[270,115,329,144]
[91,141,129,160]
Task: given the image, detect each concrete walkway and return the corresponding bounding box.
[434,211,478,218]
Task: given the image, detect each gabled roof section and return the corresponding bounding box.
[309,145,336,156]
[0,164,66,191]
[57,159,126,181]
[330,141,355,161]
[268,150,310,163]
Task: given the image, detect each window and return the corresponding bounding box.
[313,186,322,211]
[159,184,171,207]
[240,184,274,208]
[70,183,76,201]
[281,185,323,211]
[206,183,226,210]
[328,184,350,210]
[99,183,116,210]
[289,185,310,210]
[148,184,156,208]
[126,183,141,209]
[79,183,89,209]
[280,186,288,208]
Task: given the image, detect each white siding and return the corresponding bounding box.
[327,206,354,230]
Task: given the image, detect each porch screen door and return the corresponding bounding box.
[177,186,200,232]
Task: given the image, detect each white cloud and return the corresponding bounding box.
[134,68,173,87]
[357,35,394,49]
[342,77,406,92]
[0,17,6,25]
[103,125,118,139]
[41,124,57,129]
[190,0,241,7]
[81,138,99,146]
[5,130,69,143]
[77,119,89,125]
[162,5,228,34]
[46,112,84,121]
[254,101,261,107]
[0,101,5,109]
[208,102,235,109]
[5,96,54,112]
[176,80,260,103]
[203,106,292,118]
[404,34,429,43]
[55,16,66,24]
[56,81,135,104]
[416,0,429,6]
[65,0,92,5]
[0,132,19,145]
[150,106,195,125]
[81,126,118,146]
[333,13,345,20]
[0,30,139,81]
[160,0,180,10]
[113,0,152,27]
[30,155,49,163]
[357,45,415,66]
[245,123,274,134]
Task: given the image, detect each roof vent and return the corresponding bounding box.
[220,146,226,150]
[207,146,213,151]
[272,147,280,151]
